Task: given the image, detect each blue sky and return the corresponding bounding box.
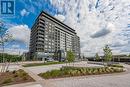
[1,0,58,54]
[3,0,56,28]
[1,0,130,56]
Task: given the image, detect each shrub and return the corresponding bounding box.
[70,70,78,76]
[17,69,24,74]
[89,68,93,74]
[50,70,61,78]
[76,70,81,76]
[2,78,13,84]
[102,68,107,73]
[68,70,73,76]
[67,70,71,75]
[22,72,28,76]
[22,76,28,80]
[108,68,114,73]
[12,70,16,74]
[13,74,18,77]
[80,68,86,75]
[98,68,103,74]
[39,70,62,79]
[105,68,111,73]
[39,66,124,79]
[39,72,51,79]
[113,68,123,72]
[17,69,28,77]
[108,64,124,68]
[93,68,98,74]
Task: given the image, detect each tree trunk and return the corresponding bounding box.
[5,60,11,72]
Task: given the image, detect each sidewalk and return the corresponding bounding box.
[4,82,42,87]
[22,66,58,87]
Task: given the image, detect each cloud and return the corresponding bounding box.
[20,9,30,16]
[7,25,30,46]
[12,45,20,48]
[50,0,65,12]
[110,40,128,47]
[90,28,111,38]
[54,14,65,22]
[50,0,130,56]
[90,22,116,38]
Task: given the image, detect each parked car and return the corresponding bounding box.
[60,58,66,62]
[46,58,54,62]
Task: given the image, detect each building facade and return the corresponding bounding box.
[29,11,80,61]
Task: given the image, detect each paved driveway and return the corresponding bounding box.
[2,62,130,87]
[25,62,130,87]
[26,61,103,74]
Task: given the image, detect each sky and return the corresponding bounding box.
[1,0,130,56]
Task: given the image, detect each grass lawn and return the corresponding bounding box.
[0,69,35,86]
[23,61,65,67]
[38,66,124,79]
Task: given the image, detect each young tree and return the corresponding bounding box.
[128,54,130,57]
[66,50,75,63]
[0,21,12,72]
[95,53,100,61]
[103,45,112,65]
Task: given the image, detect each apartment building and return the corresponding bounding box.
[29,11,80,61]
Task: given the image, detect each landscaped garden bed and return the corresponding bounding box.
[38,66,125,79]
[23,62,65,67]
[108,64,124,68]
[0,69,35,86]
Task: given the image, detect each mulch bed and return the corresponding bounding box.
[0,70,35,86]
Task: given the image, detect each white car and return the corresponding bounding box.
[46,58,54,62]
